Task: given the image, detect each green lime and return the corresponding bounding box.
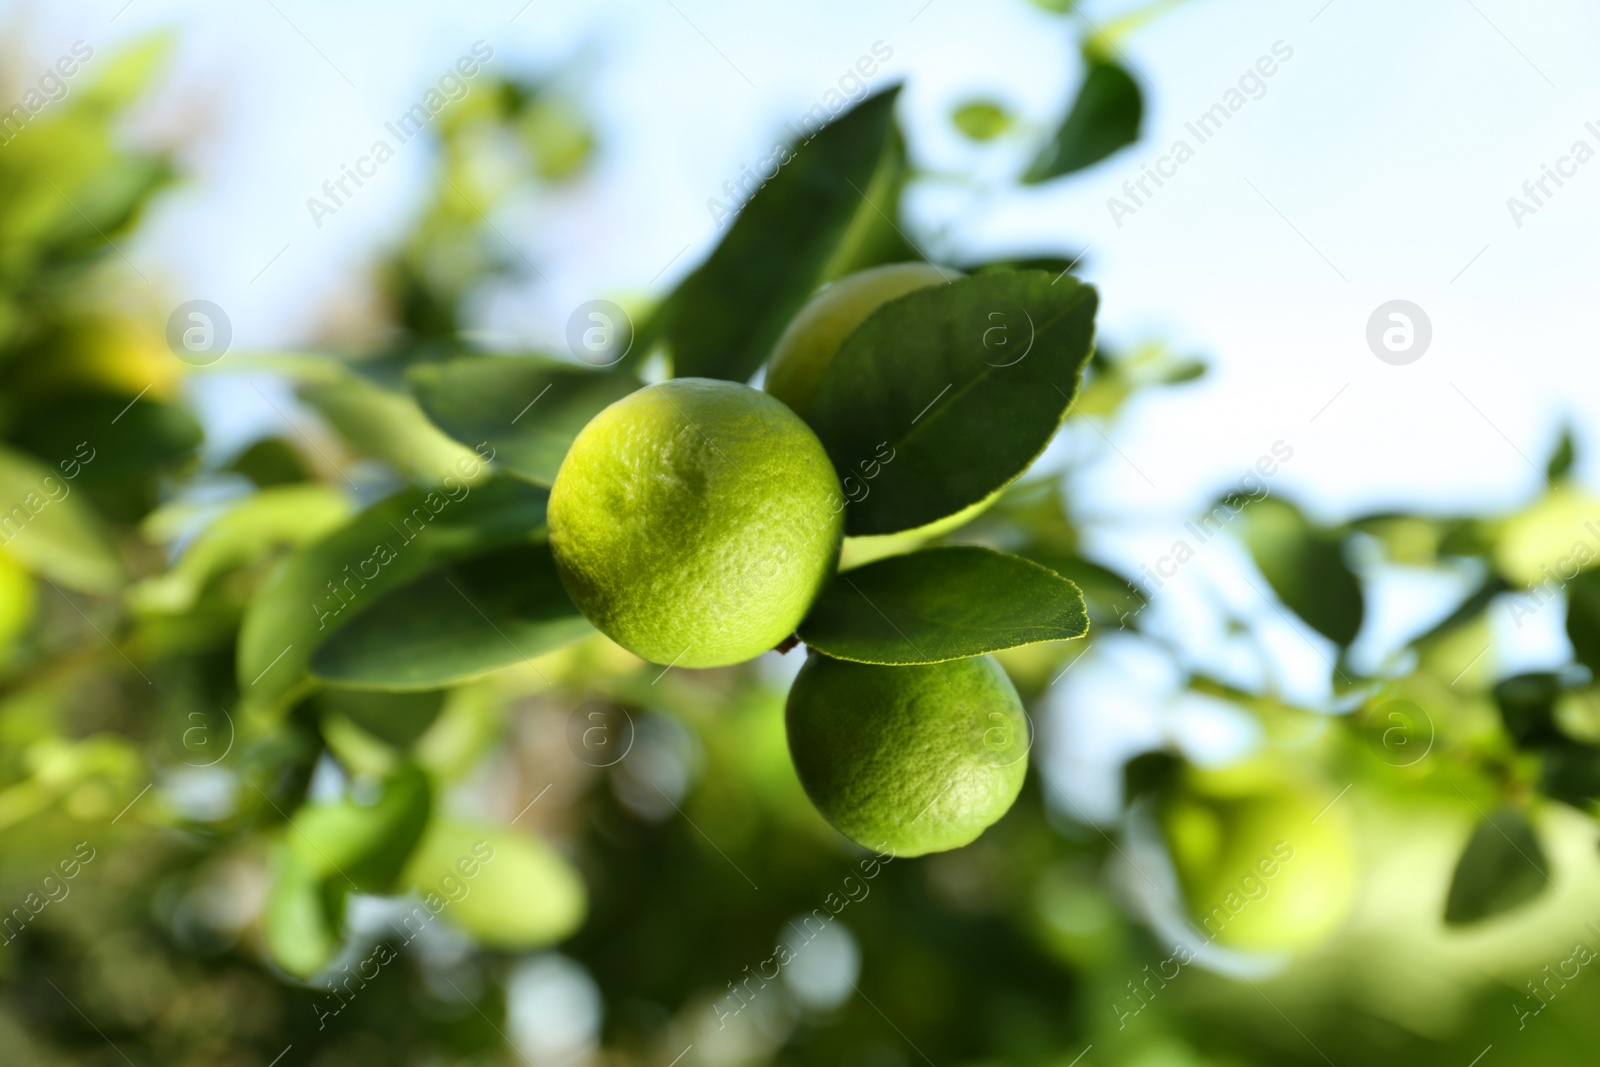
[549,378,843,668]
[785,652,1028,856]
[1161,764,1356,953]
[765,262,954,418]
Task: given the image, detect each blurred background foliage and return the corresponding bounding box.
[3,6,1600,1067]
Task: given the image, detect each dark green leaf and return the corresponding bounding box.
[1443,807,1549,926]
[1540,741,1600,809]
[1023,52,1142,182]
[805,270,1098,535]
[652,87,909,382]
[1039,554,1144,630]
[1493,673,1565,747]
[963,253,1090,277]
[1547,426,1576,481]
[311,543,592,690]
[800,546,1087,664]
[1237,499,1364,647]
[237,477,548,714]
[11,389,202,524]
[1566,570,1600,677]
[227,438,313,487]
[1124,750,1182,804]
[408,357,640,485]
[318,689,445,750]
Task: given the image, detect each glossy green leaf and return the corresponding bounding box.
[805,270,1098,535]
[299,374,483,484]
[402,820,587,950]
[652,87,910,382]
[236,477,548,714]
[1023,51,1142,182]
[800,546,1087,664]
[288,765,432,892]
[0,444,122,594]
[1443,807,1550,926]
[1237,498,1364,647]
[407,356,640,485]
[310,542,592,690]
[262,844,345,980]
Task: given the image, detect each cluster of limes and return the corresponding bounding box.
[548,264,1026,857]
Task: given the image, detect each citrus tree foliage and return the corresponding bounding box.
[5,17,1600,1067]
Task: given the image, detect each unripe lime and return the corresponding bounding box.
[549,378,843,668]
[765,262,953,418]
[1160,766,1356,953]
[785,652,1028,856]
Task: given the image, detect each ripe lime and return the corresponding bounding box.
[765,262,953,418]
[785,652,1028,856]
[549,378,843,668]
[1161,764,1356,953]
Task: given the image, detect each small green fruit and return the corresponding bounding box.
[765,262,953,418]
[1161,766,1356,953]
[785,652,1028,856]
[549,378,843,667]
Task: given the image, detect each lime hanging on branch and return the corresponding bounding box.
[548,378,844,667]
[785,652,1030,857]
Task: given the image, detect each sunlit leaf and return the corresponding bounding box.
[651,87,910,382]
[0,444,121,594]
[805,270,1098,535]
[800,546,1086,664]
[236,477,548,713]
[402,820,587,950]
[310,542,591,690]
[408,356,640,486]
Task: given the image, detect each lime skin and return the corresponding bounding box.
[549,378,844,668]
[785,651,1029,857]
